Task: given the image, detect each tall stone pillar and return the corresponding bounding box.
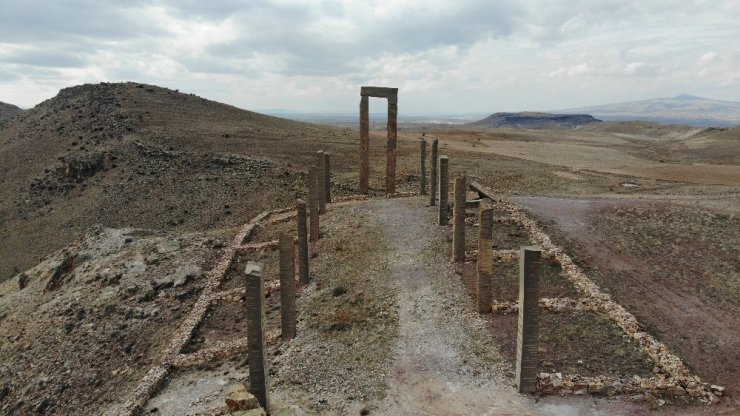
[279,233,296,340]
[430,139,438,206]
[316,150,326,214]
[308,167,320,241]
[296,199,309,285]
[419,138,427,195]
[386,99,398,195]
[244,261,270,411]
[452,175,467,262]
[477,200,493,313]
[516,246,541,394]
[323,152,331,203]
[359,95,370,194]
[438,156,449,225]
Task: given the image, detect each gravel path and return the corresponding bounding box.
[371,198,532,415]
[272,196,664,415]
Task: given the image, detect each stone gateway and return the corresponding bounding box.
[359,86,398,195]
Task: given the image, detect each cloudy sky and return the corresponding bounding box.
[1,0,739,113]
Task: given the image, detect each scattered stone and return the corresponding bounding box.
[35,398,54,414]
[224,383,259,412]
[17,273,28,289]
[274,404,308,415]
[156,239,180,253]
[137,283,156,302]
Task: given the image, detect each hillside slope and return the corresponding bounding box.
[0,82,364,281]
[466,112,601,129]
[0,101,23,121]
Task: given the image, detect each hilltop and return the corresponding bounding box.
[0,101,23,121]
[0,82,368,282]
[559,94,740,127]
[465,112,601,129]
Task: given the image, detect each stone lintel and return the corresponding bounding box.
[361,86,398,102]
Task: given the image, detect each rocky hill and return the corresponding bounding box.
[465,112,601,129]
[0,101,23,121]
[0,82,365,282]
[559,94,740,127]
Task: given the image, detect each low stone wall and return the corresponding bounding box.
[499,200,723,403]
[491,297,606,314]
[113,208,279,416]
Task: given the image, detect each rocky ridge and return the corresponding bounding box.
[0,101,23,122]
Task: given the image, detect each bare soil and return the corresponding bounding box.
[2,82,739,415]
[513,196,740,410]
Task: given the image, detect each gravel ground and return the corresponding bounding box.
[133,196,683,416]
[272,197,528,414]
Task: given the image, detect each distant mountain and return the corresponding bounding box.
[465,112,601,129]
[559,95,740,127]
[0,101,23,121]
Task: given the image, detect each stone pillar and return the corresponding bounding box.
[296,199,309,286]
[316,150,326,214]
[430,139,438,206]
[279,233,296,340]
[308,167,320,241]
[359,95,370,194]
[438,156,449,226]
[419,138,427,195]
[516,246,541,394]
[452,175,466,262]
[477,201,493,313]
[244,261,270,411]
[323,152,331,203]
[386,98,398,195]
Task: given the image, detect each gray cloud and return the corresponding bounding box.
[0,0,738,111]
[0,0,157,42]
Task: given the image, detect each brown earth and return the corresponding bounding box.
[1,82,738,415]
[512,196,739,410]
[0,82,407,282]
[0,101,23,122]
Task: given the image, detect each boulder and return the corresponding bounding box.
[225,383,260,412]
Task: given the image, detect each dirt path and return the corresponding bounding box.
[270,197,655,415]
[370,199,532,415]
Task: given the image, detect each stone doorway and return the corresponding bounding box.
[359,86,398,194]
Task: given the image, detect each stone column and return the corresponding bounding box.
[452,174,466,262]
[430,139,438,206]
[419,138,427,195]
[279,233,296,340]
[316,150,326,214]
[244,261,270,411]
[477,201,493,313]
[359,95,370,194]
[516,246,541,394]
[323,152,331,203]
[296,199,309,285]
[308,167,320,241]
[386,98,398,195]
[438,156,449,225]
